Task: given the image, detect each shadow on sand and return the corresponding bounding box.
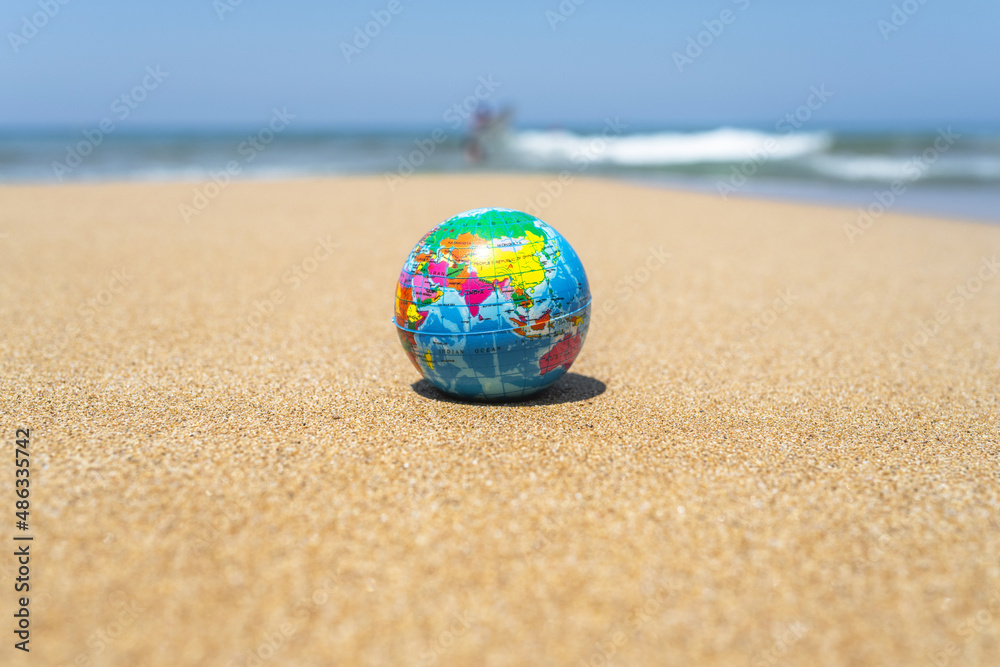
[411,372,606,406]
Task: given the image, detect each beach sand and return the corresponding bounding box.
[2,175,999,666]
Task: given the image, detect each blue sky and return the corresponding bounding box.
[2,0,998,130]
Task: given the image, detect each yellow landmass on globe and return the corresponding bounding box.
[448,228,549,295]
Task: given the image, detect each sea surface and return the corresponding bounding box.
[2,125,998,223]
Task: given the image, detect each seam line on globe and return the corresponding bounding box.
[392,298,593,335]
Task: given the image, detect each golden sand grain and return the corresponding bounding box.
[1,175,998,666]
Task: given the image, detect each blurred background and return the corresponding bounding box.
[2,0,998,221]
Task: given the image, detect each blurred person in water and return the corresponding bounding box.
[464,105,513,164]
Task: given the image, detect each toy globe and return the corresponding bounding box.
[393,207,591,400]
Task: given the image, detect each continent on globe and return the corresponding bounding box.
[539,326,585,375]
[393,207,591,400]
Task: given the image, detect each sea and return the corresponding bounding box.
[2,125,999,223]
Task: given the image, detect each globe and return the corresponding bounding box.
[394,207,592,400]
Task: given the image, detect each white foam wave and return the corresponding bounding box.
[507,127,833,166]
[807,155,913,181]
[807,154,1000,182]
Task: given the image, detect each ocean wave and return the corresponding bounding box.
[506,127,833,166]
[2,128,998,189]
[807,154,1000,182]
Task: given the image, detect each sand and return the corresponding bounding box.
[1,174,999,666]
